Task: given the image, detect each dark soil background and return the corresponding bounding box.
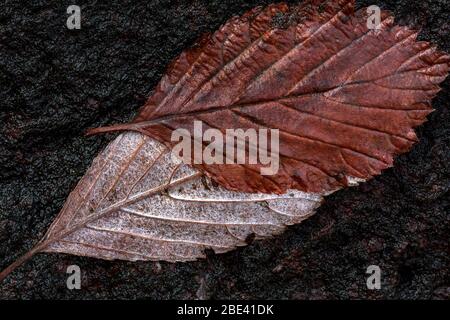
[0,0,448,299]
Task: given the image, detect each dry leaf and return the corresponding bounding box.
[0,132,327,279]
[91,0,450,194]
[1,0,449,281]
[44,132,329,260]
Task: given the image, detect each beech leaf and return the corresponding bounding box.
[0,132,327,280]
[1,0,448,281]
[90,0,450,194]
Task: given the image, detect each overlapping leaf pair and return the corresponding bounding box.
[1,0,448,281]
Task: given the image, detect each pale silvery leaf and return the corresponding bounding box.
[0,132,332,273]
[43,132,327,261]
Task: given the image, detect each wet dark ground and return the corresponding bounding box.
[0,0,448,299]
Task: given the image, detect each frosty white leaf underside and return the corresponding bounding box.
[39,132,325,261]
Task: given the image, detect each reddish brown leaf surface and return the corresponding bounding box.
[91,0,450,194]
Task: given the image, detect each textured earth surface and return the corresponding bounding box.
[0,0,448,299]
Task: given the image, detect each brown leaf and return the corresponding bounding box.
[90,0,449,194]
